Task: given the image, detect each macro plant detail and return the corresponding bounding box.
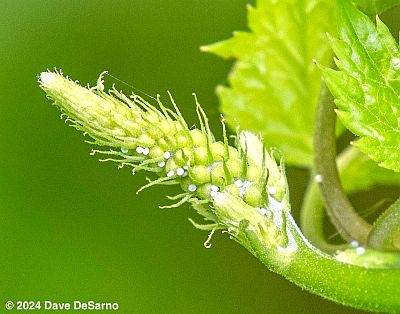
[39,0,400,313]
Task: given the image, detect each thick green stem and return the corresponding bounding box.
[368,197,400,250]
[242,213,400,313]
[313,82,371,244]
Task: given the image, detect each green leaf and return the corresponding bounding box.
[339,148,400,192]
[324,0,400,172]
[354,0,400,15]
[203,0,335,167]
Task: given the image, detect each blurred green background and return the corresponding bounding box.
[1,1,399,313]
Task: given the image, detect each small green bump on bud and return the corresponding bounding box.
[190,129,207,147]
[163,134,177,150]
[146,126,164,140]
[137,133,155,147]
[224,184,240,197]
[125,121,141,137]
[157,137,170,151]
[210,142,226,161]
[173,150,188,166]
[244,184,263,207]
[165,159,179,173]
[179,177,192,192]
[175,130,193,148]
[247,165,262,182]
[211,163,226,186]
[194,146,209,165]
[226,158,243,178]
[159,119,175,135]
[143,111,160,124]
[196,183,212,199]
[228,146,239,159]
[181,147,194,163]
[149,145,164,159]
[135,116,146,127]
[189,165,210,185]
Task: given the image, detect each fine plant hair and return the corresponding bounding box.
[39,0,400,312]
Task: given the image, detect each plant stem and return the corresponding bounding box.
[241,212,400,313]
[368,197,400,250]
[300,146,363,252]
[313,81,371,244]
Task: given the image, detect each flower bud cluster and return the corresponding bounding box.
[39,71,289,234]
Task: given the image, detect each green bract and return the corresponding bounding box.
[324,0,400,172]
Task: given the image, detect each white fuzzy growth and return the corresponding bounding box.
[257,207,267,215]
[166,170,175,177]
[356,247,366,255]
[176,168,185,176]
[314,174,322,183]
[188,184,197,192]
[39,71,57,88]
[234,179,243,188]
[350,241,359,248]
[163,151,171,159]
[211,185,219,192]
[267,186,277,195]
[158,161,166,167]
[142,147,150,155]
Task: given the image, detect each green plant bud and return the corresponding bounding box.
[244,184,263,207]
[213,192,270,233]
[163,134,177,150]
[135,116,147,127]
[196,183,212,199]
[226,158,243,178]
[143,111,160,124]
[149,145,164,159]
[181,147,194,163]
[211,163,226,186]
[158,119,176,135]
[165,159,179,173]
[246,165,263,182]
[125,121,142,137]
[228,146,239,159]
[157,137,170,151]
[224,184,240,197]
[175,130,193,148]
[179,177,192,192]
[194,146,210,165]
[137,133,155,147]
[146,125,164,140]
[190,129,207,147]
[39,71,144,148]
[189,165,210,185]
[173,150,188,166]
[210,141,226,161]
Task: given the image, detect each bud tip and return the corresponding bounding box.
[39,71,56,87]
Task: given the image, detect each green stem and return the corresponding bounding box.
[368,197,400,250]
[241,213,400,313]
[313,82,371,244]
[300,146,363,253]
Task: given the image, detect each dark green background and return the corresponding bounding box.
[1,1,399,313]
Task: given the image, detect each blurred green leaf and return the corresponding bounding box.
[354,0,400,15]
[324,0,400,172]
[203,0,335,167]
[340,149,400,193]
